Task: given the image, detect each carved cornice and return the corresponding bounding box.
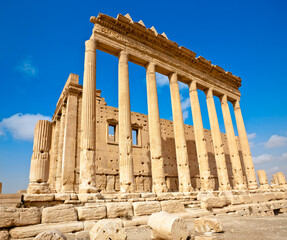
[90,13,241,90]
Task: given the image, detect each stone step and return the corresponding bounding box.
[0,194,22,207]
[0,193,21,199]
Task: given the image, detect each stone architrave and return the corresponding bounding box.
[61,91,79,193]
[118,51,135,193]
[205,88,231,190]
[257,170,269,190]
[56,105,66,192]
[220,95,246,190]
[146,62,168,193]
[233,100,258,189]
[48,117,60,193]
[27,120,52,193]
[79,39,98,193]
[169,73,192,192]
[189,81,212,191]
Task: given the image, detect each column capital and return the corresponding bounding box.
[188,80,197,92]
[146,62,156,72]
[233,99,240,110]
[119,50,129,58]
[85,39,97,52]
[169,72,178,84]
[220,94,228,104]
[204,88,214,99]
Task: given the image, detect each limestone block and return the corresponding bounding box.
[263,193,276,202]
[194,217,223,233]
[78,193,101,202]
[23,194,54,202]
[197,192,215,201]
[195,236,217,240]
[42,205,77,223]
[0,207,40,228]
[54,194,71,201]
[66,231,89,240]
[106,175,115,192]
[96,175,107,190]
[118,226,152,240]
[228,196,243,205]
[77,205,106,220]
[89,219,123,240]
[274,192,284,200]
[239,195,253,204]
[160,200,185,213]
[148,211,189,240]
[34,230,67,240]
[106,202,133,218]
[0,230,9,240]
[201,197,230,209]
[132,201,161,216]
[9,222,84,239]
[251,193,265,203]
[141,193,156,198]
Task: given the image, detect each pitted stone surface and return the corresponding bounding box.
[77,205,106,220]
[34,230,67,240]
[42,205,77,223]
[106,202,133,218]
[132,201,161,216]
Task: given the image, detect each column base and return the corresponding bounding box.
[179,183,193,192]
[248,182,259,190]
[120,182,135,193]
[233,183,248,190]
[79,184,99,194]
[152,179,169,193]
[27,182,50,194]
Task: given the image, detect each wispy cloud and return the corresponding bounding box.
[156,72,169,87]
[253,154,273,164]
[265,134,287,148]
[247,133,256,140]
[0,113,52,141]
[15,56,38,78]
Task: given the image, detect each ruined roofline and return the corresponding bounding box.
[90,13,242,90]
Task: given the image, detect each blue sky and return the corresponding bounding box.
[0,1,286,193]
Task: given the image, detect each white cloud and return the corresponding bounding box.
[16,57,38,78]
[253,154,273,164]
[247,133,256,140]
[178,81,188,90]
[278,152,287,161]
[0,113,52,141]
[180,94,191,110]
[182,110,189,121]
[265,135,287,148]
[156,72,169,87]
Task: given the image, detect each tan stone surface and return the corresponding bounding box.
[23,194,54,202]
[201,197,230,209]
[257,170,269,190]
[132,201,161,216]
[34,230,67,240]
[42,205,77,223]
[89,219,123,240]
[160,200,185,213]
[106,202,133,218]
[118,226,152,240]
[0,230,9,240]
[9,222,84,239]
[194,217,223,233]
[148,211,189,240]
[77,205,106,220]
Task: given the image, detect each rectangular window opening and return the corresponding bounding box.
[108,125,116,142]
[132,129,138,145]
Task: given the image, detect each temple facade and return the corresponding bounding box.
[27,13,260,194]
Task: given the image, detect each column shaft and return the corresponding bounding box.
[79,39,98,193]
[146,63,168,193]
[205,89,231,190]
[118,51,135,193]
[220,95,246,190]
[61,93,78,193]
[189,81,212,191]
[169,73,192,192]
[233,100,258,189]
[257,170,269,190]
[27,120,52,194]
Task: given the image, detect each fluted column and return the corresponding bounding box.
[169,73,193,192]
[27,120,52,194]
[146,63,168,193]
[233,100,258,189]
[205,89,231,190]
[61,93,78,193]
[189,81,212,191]
[118,51,135,193]
[79,39,98,193]
[220,94,246,190]
[257,170,269,190]
[48,117,60,192]
[56,105,66,192]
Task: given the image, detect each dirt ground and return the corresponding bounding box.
[186,214,287,240]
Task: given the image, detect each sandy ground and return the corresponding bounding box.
[186,214,287,240]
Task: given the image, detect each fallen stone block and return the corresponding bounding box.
[89,219,123,240]
[201,197,230,210]
[194,217,223,233]
[160,200,185,213]
[0,207,40,228]
[34,230,67,240]
[9,222,84,239]
[66,231,89,240]
[77,204,106,220]
[42,205,77,223]
[132,201,161,216]
[106,202,133,218]
[148,211,189,240]
[118,226,152,240]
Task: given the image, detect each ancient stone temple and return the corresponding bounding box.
[27,13,259,195]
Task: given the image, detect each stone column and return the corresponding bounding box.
[146,63,168,193]
[169,73,193,192]
[27,120,52,194]
[233,100,258,189]
[79,39,98,193]
[272,174,279,186]
[276,172,287,188]
[61,93,78,193]
[118,51,135,193]
[257,170,269,190]
[48,117,60,192]
[220,94,246,190]
[189,81,212,191]
[56,105,66,192]
[205,89,231,190]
